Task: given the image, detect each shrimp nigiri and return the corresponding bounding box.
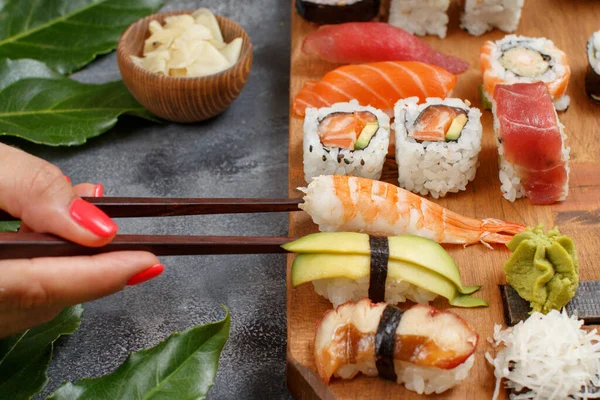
[299,175,525,246]
[315,299,478,394]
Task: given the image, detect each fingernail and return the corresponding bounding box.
[65,176,71,184]
[69,199,118,237]
[127,264,165,286]
[94,183,104,198]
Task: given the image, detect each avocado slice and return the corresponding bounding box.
[445,114,468,141]
[290,254,488,308]
[354,121,379,150]
[282,232,480,295]
[479,85,493,110]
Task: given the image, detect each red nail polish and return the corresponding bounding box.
[94,184,104,198]
[127,264,164,286]
[65,176,71,184]
[69,199,118,237]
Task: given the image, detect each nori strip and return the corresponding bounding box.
[375,304,404,381]
[586,34,600,103]
[586,67,600,103]
[368,235,389,303]
[295,0,380,25]
[500,281,600,326]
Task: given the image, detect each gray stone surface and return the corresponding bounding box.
[12,0,292,398]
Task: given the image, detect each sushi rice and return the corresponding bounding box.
[460,0,524,37]
[312,276,438,308]
[492,96,571,202]
[334,355,475,395]
[388,0,450,39]
[393,97,482,199]
[303,101,390,182]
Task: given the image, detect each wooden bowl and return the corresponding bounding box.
[117,11,253,123]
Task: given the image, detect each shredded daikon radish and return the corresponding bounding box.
[486,310,600,400]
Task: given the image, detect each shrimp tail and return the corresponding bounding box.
[481,218,526,236]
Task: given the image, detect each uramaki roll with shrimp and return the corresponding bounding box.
[393,97,482,199]
[303,101,390,183]
[480,35,571,111]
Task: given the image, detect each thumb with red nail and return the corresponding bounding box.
[0,144,164,338]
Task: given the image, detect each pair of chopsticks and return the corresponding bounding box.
[0,197,302,260]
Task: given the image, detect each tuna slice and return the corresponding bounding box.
[302,22,470,74]
[494,82,568,204]
[293,61,457,117]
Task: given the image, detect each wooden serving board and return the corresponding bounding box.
[286,0,600,398]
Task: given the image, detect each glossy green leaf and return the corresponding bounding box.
[0,305,83,400]
[0,59,158,146]
[0,0,163,75]
[0,221,19,232]
[49,307,231,400]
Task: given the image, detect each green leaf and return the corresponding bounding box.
[0,221,20,232]
[49,307,231,400]
[0,0,164,75]
[0,59,159,146]
[0,305,83,400]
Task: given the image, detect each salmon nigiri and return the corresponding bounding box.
[293,61,457,117]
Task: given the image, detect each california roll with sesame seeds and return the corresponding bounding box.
[393,97,482,199]
[303,101,390,182]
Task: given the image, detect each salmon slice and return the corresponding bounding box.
[318,111,377,149]
[293,61,457,117]
[411,105,467,141]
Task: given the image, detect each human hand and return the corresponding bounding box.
[0,144,164,338]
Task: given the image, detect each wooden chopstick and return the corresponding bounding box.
[0,233,294,260]
[0,197,303,221]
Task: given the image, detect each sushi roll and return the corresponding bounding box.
[481,35,571,111]
[393,97,482,199]
[460,0,524,37]
[586,30,600,103]
[295,0,381,24]
[314,298,478,394]
[388,0,450,39]
[283,232,487,308]
[492,82,570,205]
[303,101,390,182]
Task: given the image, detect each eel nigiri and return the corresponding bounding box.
[303,23,469,74]
[299,175,525,246]
[293,61,457,117]
[315,299,478,394]
[493,82,570,204]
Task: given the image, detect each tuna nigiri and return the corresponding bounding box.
[303,23,469,74]
[293,61,457,117]
[493,82,570,205]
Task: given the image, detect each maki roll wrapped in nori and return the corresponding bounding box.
[586,31,600,103]
[296,0,381,25]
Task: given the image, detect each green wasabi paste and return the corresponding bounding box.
[503,225,579,314]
